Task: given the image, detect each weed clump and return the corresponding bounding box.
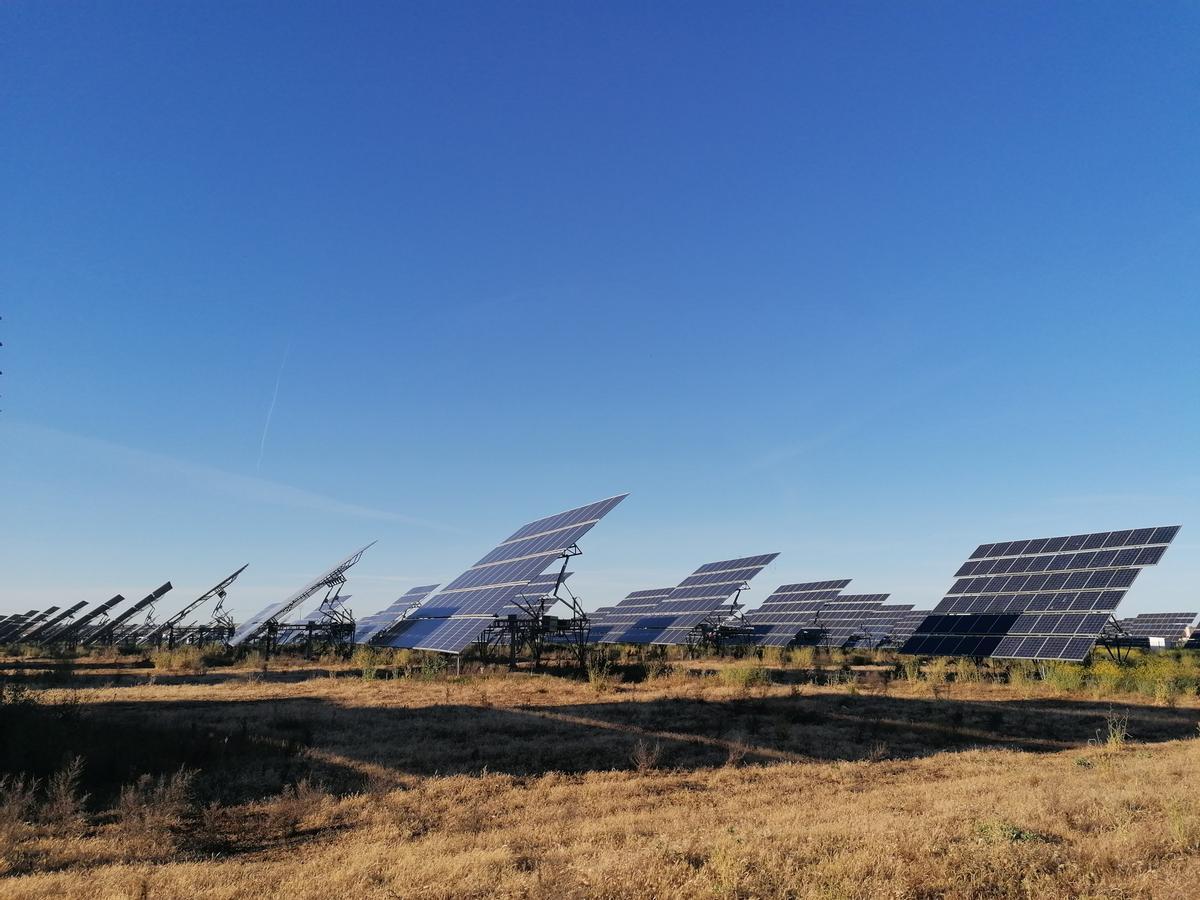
[630,739,662,773]
[1089,708,1131,752]
[115,768,196,852]
[718,666,771,690]
[975,819,1053,844]
[150,646,206,674]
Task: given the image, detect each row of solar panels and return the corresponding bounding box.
[344,512,1184,662]
[0,568,248,649]
[0,491,1187,665]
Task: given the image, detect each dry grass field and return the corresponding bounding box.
[3,649,1200,898]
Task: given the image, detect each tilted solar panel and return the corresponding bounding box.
[0,611,39,642]
[801,594,890,648]
[589,587,673,642]
[18,602,89,644]
[1114,612,1197,643]
[600,554,779,645]
[742,580,850,647]
[45,595,125,643]
[230,544,373,647]
[902,526,1181,661]
[497,571,572,618]
[381,495,627,653]
[354,584,440,644]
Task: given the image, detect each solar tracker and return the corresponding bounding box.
[230,543,374,647]
[599,554,779,645]
[381,494,627,654]
[588,588,674,643]
[44,595,125,643]
[902,525,1181,661]
[497,571,573,617]
[1114,612,1197,645]
[9,607,59,641]
[879,608,932,645]
[19,602,89,644]
[87,583,173,645]
[275,594,354,645]
[354,584,440,644]
[144,565,248,647]
[743,580,851,647]
[849,603,915,645]
[0,610,39,642]
[799,594,891,648]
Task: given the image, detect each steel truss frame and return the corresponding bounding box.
[476,545,591,669]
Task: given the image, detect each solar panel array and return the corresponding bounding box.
[274,594,353,646]
[379,495,627,653]
[588,588,674,643]
[0,610,41,642]
[9,607,59,641]
[230,544,373,647]
[496,571,572,618]
[354,584,440,644]
[880,608,932,645]
[804,594,891,648]
[144,565,248,646]
[902,526,1181,661]
[1115,612,1197,644]
[844,603,916,647]
[20,602,89,644]
[48,595,125,644]
[745,580,851,647]
[597,554,778,645]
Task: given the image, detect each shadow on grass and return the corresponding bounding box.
[4,683,1199,810]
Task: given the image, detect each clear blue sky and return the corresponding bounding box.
[3,1,1198,621]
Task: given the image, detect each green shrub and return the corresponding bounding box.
[150,646,206,673]
[352,645,384,680]
[1042,662,1085,692]
[586,657,621,694]
[956,659,984,683]
[718,665,772,690]
[790,647,815,669]
[924,658,951,685]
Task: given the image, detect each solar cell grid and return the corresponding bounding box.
[597,554,777,645]
[355,585,440,644]
[385,496,627,652]
[502,495,628,543]
[231,544,373,647]
[904,525,1180,661]
[1115,612,1197,642]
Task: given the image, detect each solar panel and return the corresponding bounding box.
[143,565,248,647]
[878,608,933,645]
[1114,612,1197,644]
[588,587,673,642]
[18,601,89,644]
[598,554,779,645]
[230,544,374,647]
[741,580,851,647]
[9,607,60,641]
[497,571,573,617]
[272,594,354,646]
[903,526,1181,661]
[0,611,39,642]
[354,584,440,644]
[85,583,173,645]
[800,594,891,648]
[381,495,627,653]
[44,595,125,643]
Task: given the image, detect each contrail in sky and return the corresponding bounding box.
[256,341,291,472]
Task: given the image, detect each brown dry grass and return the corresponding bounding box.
[2,653,1200,898]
